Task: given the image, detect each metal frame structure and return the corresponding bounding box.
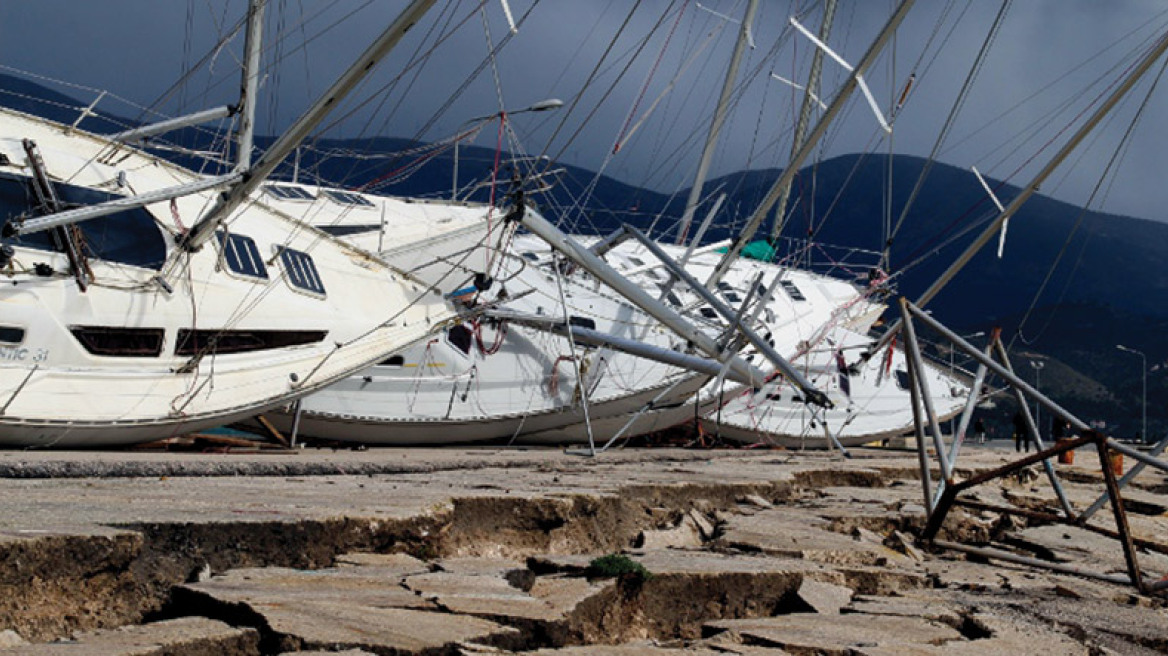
[896,299,1168,595]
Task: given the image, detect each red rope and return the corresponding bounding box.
[472,319,507,356]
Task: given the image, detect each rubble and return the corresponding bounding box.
[0,446,1162,653]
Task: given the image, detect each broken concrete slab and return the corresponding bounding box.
[687,509,716,541]
[402,568,606,624]
[0,630,25,649]
[1021,597,1168,654]
[1009,524,1168,576]
[795,579,853,614]
[333,551,429,572]
[887,530,926,562]
[0,617,258,655]
[241,601,520,653]
[280,651,375,656]
[705,613,962,655]
[529,643,727,655]
[0,446,1164,654]
[179,566,432,610]
[845,593,965,627]
[715,509,907,566]
[941,608,1090,656]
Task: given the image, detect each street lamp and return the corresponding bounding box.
[1030,359,1045,436]
[1116,344,1147,443]
[452,98,563,199]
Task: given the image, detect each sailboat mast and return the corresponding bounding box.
[705,0,915,289]
[674,0,760,245]
[182,0,437,251]
[767,0,838,244]
[871,28,1168,356]
[236,0,266,170]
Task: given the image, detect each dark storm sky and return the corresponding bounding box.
[3,0,1168,222]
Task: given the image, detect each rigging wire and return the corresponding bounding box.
[1010,54,1168,349]
[883,0,1007,268]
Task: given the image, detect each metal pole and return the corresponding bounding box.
[184,0,437,250]
[513,203,770,388]
[1079,435,1168,522]
[933,336,995,505]
[906,302,1091,434]
[769,0,838,242]
[1095,437,1145,593]
[485,310,755,385]
[552,253,596,456]
[901,306,933,514]
[900,299,952,483]
[994,340,1075,519]
[1105,438,1168,474]
[11,172,242,236]
[112,105,236,145]
[707,0,917,289]
[622,224,828,406]
[932,539,1139,587]
[1031,360,1044,435]
[288,399,303,448]
[675,0,760,244]
[1117,345,1147,442]
[236,0,266,170]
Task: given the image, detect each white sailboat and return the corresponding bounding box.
[0,0,457,447]
[504,230,965,449]
[260,221,705,445]
[268,0,961,449]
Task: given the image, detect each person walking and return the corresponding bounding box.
[974,417,987,444]
[1013,412,1030,453]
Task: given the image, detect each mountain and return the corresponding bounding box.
[2,72,1162,439]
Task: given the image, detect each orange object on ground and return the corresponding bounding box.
[1108,451,1124,476]
[1056,439,1074,465]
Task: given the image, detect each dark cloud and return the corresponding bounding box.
[4,1,1168,222]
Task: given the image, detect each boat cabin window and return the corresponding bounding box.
[568,315,596,330]
[894,369,911,391]
[780,280,807,301]
[0,172,167,270]
[70,326,165,357]
[322,189,375,207]
[265,185,315,201]
[724,291,742,304]
[216,231,268,280]
[666,292,682,307]
[629,257,645,266]
[377,355,405,367]
[699,307,718,320]
[717,282,733,292]
[521,251,539,261]
[447,324,473,355]
[0,326,25,345]
[317,224,382,237]
[278,247,326,296]
[175,329,327,356]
